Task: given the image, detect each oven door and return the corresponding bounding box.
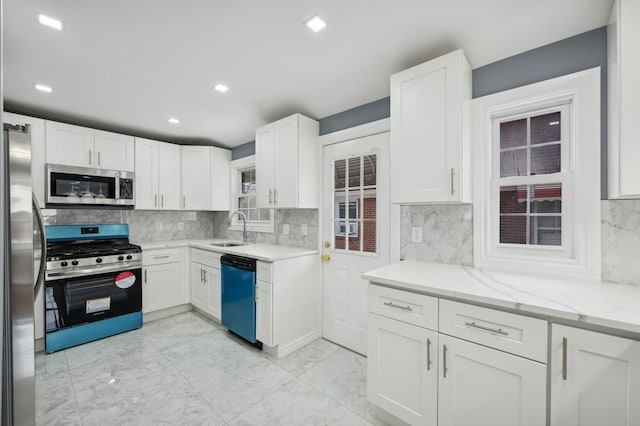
[45,268,142,333]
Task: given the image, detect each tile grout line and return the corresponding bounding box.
[63,350,86,426]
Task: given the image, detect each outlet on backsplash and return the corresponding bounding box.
[301,224,308,235]
[177,222,184,231]
[411,227,423,243]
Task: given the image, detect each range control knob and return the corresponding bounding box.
[118,256,124,261]
[71,260,79,266]
[60,261,68,267]
[96,258,103,264]
[126,255,132,260]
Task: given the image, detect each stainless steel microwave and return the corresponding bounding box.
[46,164,135,207]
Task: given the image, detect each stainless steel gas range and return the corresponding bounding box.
[44,224,143,353]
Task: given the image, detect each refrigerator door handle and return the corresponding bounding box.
[32,193,46,299]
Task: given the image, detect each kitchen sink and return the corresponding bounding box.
[210,242,244,247]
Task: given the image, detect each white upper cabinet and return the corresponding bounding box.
[390,49,471,203]
[46,121,134,171]
[550,324,640,426]
[608,0,640,198]
[181,146,230,211]
[255,113,319,209]
[134,138,180,210]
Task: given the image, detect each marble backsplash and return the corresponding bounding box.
[399,200,640,286]
[41,209,216,242]
[400,204,474,266]
[211,209,319,250]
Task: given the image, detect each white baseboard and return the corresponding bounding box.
[143,304,192,323]
[269,328,322,358]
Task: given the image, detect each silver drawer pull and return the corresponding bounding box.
[426,338,432,371]
[383,301,413,312]
[464,321,509,336]
[153,255,171,259]
[562,337,568,380]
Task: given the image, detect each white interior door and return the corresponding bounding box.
[322,132,390,355]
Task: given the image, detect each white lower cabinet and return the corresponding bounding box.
[367,284,547,426]
[550,324,640,426]
[438,334,546,426]
[367,313,438,426]
[255,279,273,346]
[142,248,186,313]
[190,249,222,321]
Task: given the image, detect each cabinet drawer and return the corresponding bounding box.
[142,248,183,266]
[439,299,548,363]
[368,284,438,330]
[256,261,273,283]
[191,248,222,268]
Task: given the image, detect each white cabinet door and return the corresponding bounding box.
[205,266,221,320]
[94,130,134,171]
[390,50,471,204]
[438,334,546,426]
[134,138,159,210]
[256,280,273,346]
[45,121,95,168]
[211,146,231,211]
[367,313,438,426]
[181,146,212,210]
[550,324,640,426]
[273,115,299,208]
[190,263,208,311]
[255,123,276,208]
[143,263,180,313]
[157,142,181,210]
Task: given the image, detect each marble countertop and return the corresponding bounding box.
[137,239,318,262]
[363,260,640,335]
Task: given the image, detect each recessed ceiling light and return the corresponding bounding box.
[305,15,327,33]
[38,14,63,31]
[214,84,229,93]
[168,118,180,124]
[34,83,52,93]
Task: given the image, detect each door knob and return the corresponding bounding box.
[323,241,331,249]
[321,254,331,262]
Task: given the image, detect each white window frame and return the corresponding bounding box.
[229,155,274,233]
[472,68,601,280]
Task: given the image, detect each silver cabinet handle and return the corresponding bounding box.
[562,337,568,380]
[203,269,207,284]
[464,321,509,336]
[450,168,455,196]
[161,194,164,208]
[200,268,204,283]
[89,149,93,165]
[443,344,448,378]
[269,189,273,205]
[98,151,101,167]
[426,338,432,371]
[154,194,158,207]
[183,195,186,208]
[383,301,413,312]
[144,269,147,283]
[153,255,171,259]
[274,189,278,204]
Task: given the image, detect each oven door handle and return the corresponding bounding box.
[33,192,47,299]
[45,263,142,281]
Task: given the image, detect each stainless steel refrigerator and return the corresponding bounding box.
[2,123,46,425]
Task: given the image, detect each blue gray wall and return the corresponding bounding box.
[232,27,608,198]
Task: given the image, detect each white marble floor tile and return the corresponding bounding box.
[36,397,83,426]
[35,350,69,377]
[35,369,79,421]
[142,311,221,351]
[263,338,340,376]
[227,378,373,426]
[299,347,388,426]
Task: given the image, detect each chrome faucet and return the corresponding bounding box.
[228,210,248,244]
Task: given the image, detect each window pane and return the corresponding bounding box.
[239,208,249,219]
[531,112,561,145]
[363,221,376,253]
[531,144,561,175]
[500,118,526,149]
[348,190,360,220]
[247,209,258,221]
[238,197,249,209]
[248,196,256,209]
[500,149,527,177]
[499,216,526,244]
[241,169,256,194]
[530,216,561,246]
[335,191,346,218]
[500,186,527,214]
[348,157,361,188]
[334,159,346,189]
[348,221,360,251]
[364,155,377,186]
[363,189,376,220]
[532,183,562,200]
[259,209,271,221]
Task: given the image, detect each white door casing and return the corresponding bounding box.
[322,131,390,355]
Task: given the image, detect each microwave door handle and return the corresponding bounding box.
[115,176,120,200]
[32,193,46,299]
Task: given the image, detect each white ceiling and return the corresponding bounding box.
[3,0,613,148]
